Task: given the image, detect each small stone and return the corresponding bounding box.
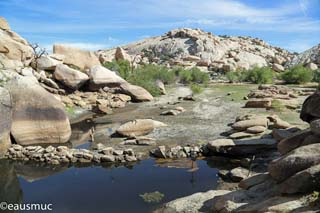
[246,126,266,134]
[183,146,191,153]
[125,155,137,162]
[45,146,55,153]
[160,110,180,116]
[229,132,255,139]
[124,148,134,156]
[100,155,115,162]
[113,150,124,156]
[82,152,93,160]
[229,167,250,182]
[121,139,137,145]
[151,146,166,158]
[101,147,114,155]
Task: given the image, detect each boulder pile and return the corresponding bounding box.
[0,17,155,159]
[98,28,294,72]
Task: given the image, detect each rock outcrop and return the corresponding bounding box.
[288,44,320,69]
[98,28,294,72]
[0,17,33,69]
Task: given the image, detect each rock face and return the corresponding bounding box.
[7,76,71,145]
[289,44,320,69]
[53,44,100,70]
[98,28,293,72]
[0,87,12,157]
[0,17,33,69]
[54,64,89,89]
[120,83,153,102]
[87,65,126,90]
[116,119,167,137]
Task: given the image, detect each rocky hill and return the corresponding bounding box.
[98,28,295,72]
[289,44,320,70]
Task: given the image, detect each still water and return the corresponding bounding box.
[0,158,220,213]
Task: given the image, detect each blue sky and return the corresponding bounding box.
[1,0,319,52]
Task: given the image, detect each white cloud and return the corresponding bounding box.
[283,38,319,53]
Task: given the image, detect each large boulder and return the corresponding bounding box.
[87,65,126,90]
[279,164,320,194]
[300,91,320,123]
[33,54,63,71]
[272,63,284,72]
[7,76,71,145]
[115,47,131,62]
[277,130,312,155]
[235,51,267,68]
[120,83,153,102]
[116,119,167,137]
[268,143,320,182]
[207,138,277,156]
[54,64,89,89]
[156,190,230,213]
[0,87,12,157]
[53,44,100,70]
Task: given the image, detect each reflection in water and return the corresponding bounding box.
[0,159,219,213]
[0,160,23,210]
[13,161,69,182]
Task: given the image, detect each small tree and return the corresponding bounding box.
[29,43,47,71]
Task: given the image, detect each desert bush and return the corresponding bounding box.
[281,65,313,84]
[270,99,285,112]
[174,67,209,84]
[190,83,204,94]
[312,69,320,82]
[226,71,245,83]
[243,67,273,84]
[104,59,132,80]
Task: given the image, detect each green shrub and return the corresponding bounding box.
[135,64,176,84]
[104,59,132,80]
[312,69,320,82]
[243,67,273,84]
[226,71,245,83]
[270,99,285,112]
[281,65,313,84]
[174,67,209,84]
[190,83,204,94]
